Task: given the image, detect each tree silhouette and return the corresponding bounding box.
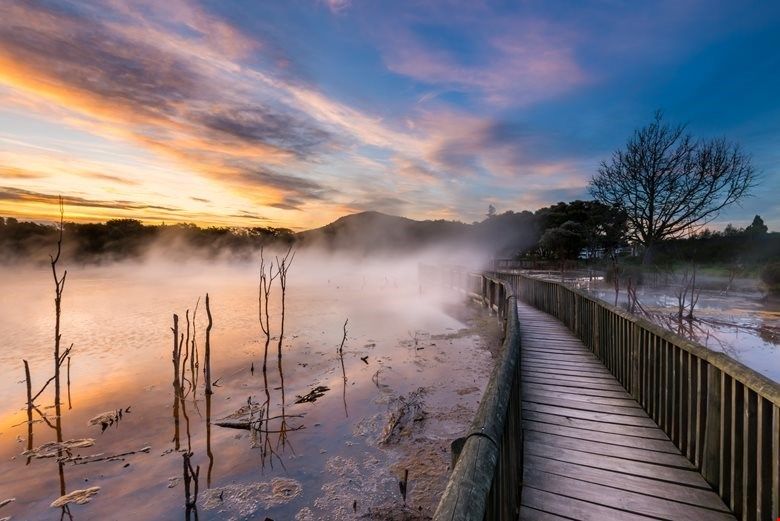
[590,111,757,263]
[745,215,768,235]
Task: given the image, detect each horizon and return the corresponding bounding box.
[1,1,779,231]
[3,206,775,236]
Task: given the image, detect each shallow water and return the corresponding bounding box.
[0,255,495,520]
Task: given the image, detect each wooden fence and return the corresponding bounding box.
[426,265,524,520]
[495,270,780,521]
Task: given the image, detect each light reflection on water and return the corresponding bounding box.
[0,257,490,520]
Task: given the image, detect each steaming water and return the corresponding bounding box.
[0,255,495,520]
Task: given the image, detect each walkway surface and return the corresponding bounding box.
[516,302,736,521]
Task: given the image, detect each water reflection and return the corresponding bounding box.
[338,318,349,419]
[171,301,208,519]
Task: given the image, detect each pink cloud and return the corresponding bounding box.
[382,19,589,107]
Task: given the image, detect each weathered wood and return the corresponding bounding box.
[524,429,693,468]
[526,441,709,488]
[525,455,729,512]
[523,409,671,440]
[504,270,779,521]
[523,401,658,428]
[772,405,779,520]
[514,297,736,520]
[433,275,522,521]
[518,505,572,520]
[521,487,654,521]
[522,388,642,409]
[702,364,722,488]
[434,267,779,521]
[742,387,757,520]
[524,381,631,399]
[523,420,679,453]
[523,468,736,521]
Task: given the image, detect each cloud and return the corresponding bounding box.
[194,105,333,158]
[0,186,181,213]
[322,0,351,14]
[0,0,608,228]
[0,166,44,179]
[84,172,140,186]
[346,195,409,215]
[0,0,336,211]
[381,18,588,107]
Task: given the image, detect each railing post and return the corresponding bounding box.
[701,364,723,490]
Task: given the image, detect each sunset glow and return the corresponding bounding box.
[1,0,778,230]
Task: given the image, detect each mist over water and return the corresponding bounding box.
[0,247,495,519]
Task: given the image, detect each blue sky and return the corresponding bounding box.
[0,0,778,230]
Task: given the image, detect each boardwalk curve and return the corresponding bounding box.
[517,302,735,520]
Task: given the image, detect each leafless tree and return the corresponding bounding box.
[275,246,295,361]
[675,265,702,320]
[590,111,757,263]
[258,247,279,371]
[338,319,349,418]
[204,293,213,396]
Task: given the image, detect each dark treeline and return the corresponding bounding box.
[653,227,780,267]
[0,204,775,266]
[0,217,294,264]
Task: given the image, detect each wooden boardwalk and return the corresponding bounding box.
[517,302,736,520]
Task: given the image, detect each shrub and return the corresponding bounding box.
[760,262,780,295]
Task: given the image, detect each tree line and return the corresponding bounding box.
[0,217,294,264]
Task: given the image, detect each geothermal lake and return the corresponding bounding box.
[0,255,498,520]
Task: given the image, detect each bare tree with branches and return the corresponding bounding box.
[590,111,757,263]
[258,247,279,371]
[275,247,295,361]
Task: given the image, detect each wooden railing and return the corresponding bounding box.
[494,270,780,521]
[424,265,524,520]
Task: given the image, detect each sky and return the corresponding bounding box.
[0,0,778,231]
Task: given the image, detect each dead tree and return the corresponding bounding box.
[171,314,181,450]
[275,247,295,361]
[338,319,349,418]
[675,265,702,320]
[258,248,279,371]
[182,451,200,520]
[204,293,213,396]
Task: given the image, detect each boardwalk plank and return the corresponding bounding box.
[523,392,647,416]
[523,402,659,428]
[516,301,734,520]
[525,455,730,512]
[523,410,671,439]
[526,441,709,488]
[524,468,736,521]
[523,420,679,453]
[524,430,694,468]
[522,388,641,409]
[524,381,632,400]
[522,487,655,521]
[519,506,576,520]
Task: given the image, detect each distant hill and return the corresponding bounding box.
[295,210,541,256]
[295,211,468,253]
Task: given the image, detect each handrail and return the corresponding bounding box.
[493,269,780,521]
[426,265,523,520]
